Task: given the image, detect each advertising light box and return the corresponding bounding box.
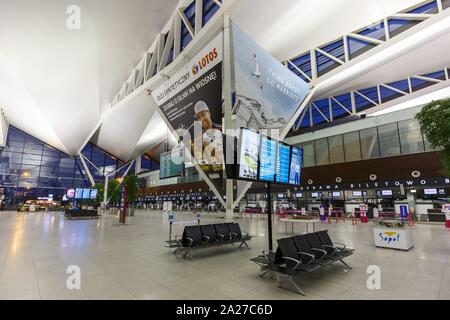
[275,143,290,184]
[82,188,91,199]
[90,189,98,199]
[289,146,303,185]
[75,188,83,199]
[258,136,277,182]
[238,128,260,180]
[66,188,75,199]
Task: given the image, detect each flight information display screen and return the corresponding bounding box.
[160,151,183,179]
[258,136,277,182]
[289,146,303,185]
[275,143,290,184]
[238,128,260,180]
[82,188,91,199]
[75,188,83,199]
[90,189,98,199]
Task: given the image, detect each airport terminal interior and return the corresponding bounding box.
[0,0,450,301]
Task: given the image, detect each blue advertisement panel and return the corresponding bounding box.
[289,146,303,185]
[232,23,310,132]
[258,137,277,182]
[276,143,290,184]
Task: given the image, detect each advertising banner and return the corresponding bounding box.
[151,33,223,176]
[232,23,310,134]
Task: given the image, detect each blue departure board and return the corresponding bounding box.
[258,136,277,182]
[289,146,303,185]
[276,143,290,184]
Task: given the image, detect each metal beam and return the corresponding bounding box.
[287,60,312,82]
[380,83,409,95]
[348,33,384,45]
[178,8,195,39]
[315,48,345,65]
[411,74,443,83]
[354,90,379,107]
[78,153,95,187]
[389,13,433,20]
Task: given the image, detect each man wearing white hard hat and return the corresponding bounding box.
[192,101,223,171]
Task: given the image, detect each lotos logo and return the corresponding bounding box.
[379,231,400,244]
[192,48,218,75]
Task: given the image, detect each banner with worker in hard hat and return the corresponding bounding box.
[150,33,223,177]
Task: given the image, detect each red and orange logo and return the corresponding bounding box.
[192,48,218,75]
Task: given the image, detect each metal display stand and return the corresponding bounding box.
[267,183,273,252]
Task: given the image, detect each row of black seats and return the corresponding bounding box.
[173,223,251,259]
[251,230,354,295]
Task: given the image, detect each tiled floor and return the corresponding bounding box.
[0,209,449,300]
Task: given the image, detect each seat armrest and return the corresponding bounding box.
[322,244,338,254]
[186,237,194,246]
[298,252,315,264]
[333,242,347,249]
[202,235,210,242]
[282,256,302,271]
[230,232,237,238]
[217,233,225,240]
[311,248,327,259]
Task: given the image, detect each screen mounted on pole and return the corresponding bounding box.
[238,128,260,180]
[289,146,303,185]
[258,136,277,182]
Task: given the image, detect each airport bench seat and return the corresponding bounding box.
[250,231,355,295]
[170,223,251,259]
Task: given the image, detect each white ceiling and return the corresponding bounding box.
[0,0,178,155]
[0,0,449,162]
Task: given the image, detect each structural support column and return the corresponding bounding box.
[223,11,234,219]
[78,153,95,187]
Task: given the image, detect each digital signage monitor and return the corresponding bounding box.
[289,146,303,185]
[332,192,341,197]
[66,188,75,199]
[295,192,303,198]
[311,192,319,198]
[424,188,437,195]
[238,128,260,180]
[258,136,277,182]
[275,142,291,184]
[82,188,91,199]
[75,188,83,199]
[352,191,363,196]
[160,151,183,179]
[381,190,393,197]
[90,189,98,199]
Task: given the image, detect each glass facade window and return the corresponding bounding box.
[328,135,345,164]
[0,126,135,206]
[398,119,425,154]
[343,131,361,162]
[360,127,380,160]
[378,123,401,157]
[300,141,315,167]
